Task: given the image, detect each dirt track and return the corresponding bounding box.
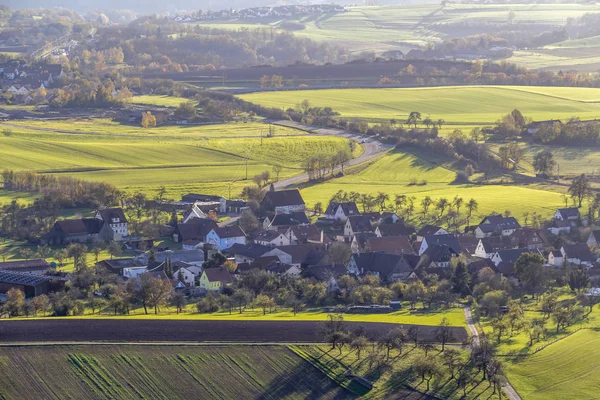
[0,319,467,343]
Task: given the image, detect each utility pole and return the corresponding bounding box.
[557,163,560,184]
[245,157,248,180]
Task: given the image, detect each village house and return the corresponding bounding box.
[172,219,218,243]
[324,201,360,221]
[475,215,521,239]
[0,270,63,298]
[548,250,564,267]
[458,235,479,257]
[263,212,310,230]
[253,230,291,247]
[491,248,536,267]
[376,223,416,238]
[561,244,596,267]
[348,252,418,283]
[588,230,600,247]
[262,244,327,268]
[417,244,459,269]
[199,267,233,291]
[305,264,349,292]
[95,208,129,241]
[365,235,414,256]
[280,225,325,244]
[206,226,246,250]
[344,216,373,237]
[474,236,518,259]
[527,120,562,135]
[181,193,227,213]
[96,258,140,275]
[222,243,272,264]
[260,188,305,214]
[0,259,50,275]
[514,228,545,250]
[46,218,103,245]
[351,232,378,253]
[416,225,448,241]
[153,250,205,268]
[381,212,401,224]
[418,234,461,256]
[553,208,581,225]
[182,202,208,223]
[548,219,571,235]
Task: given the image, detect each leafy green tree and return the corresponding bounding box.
[568,267,590,292]
[514,253,546,298]
[407,111,422,128]
[533,150,556,175]
[569,174,591,207]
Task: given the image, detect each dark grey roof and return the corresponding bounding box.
[0,259,49,271]
[421,244,459,264]
[212,226,245,239]
[155,250,205,264]
[203,267,233,284]
[268,212,309,227]
[97,208,128,223]
[468,259,498,274]
[175,219,218,241]
[54,218,102,235]
[181,193,224,203]
[325,201,359,217]
[254,230,284,242]
[495,248,533,264]
[563,244,595,262]
[423,234,461,254]
[479,215,521,232]
[0,270,56,286]
[272,244,326,265]
[223,243,271,259]
[261,189,305,209]
[348,216,373,233]
[557,208,580,219]
[306,264,348,281]
[284,225,323,243]
[351,252,412,278]
[479,236,518,252]
[378,223,416,237]
[366,236,414,255]
[417,225,444,236]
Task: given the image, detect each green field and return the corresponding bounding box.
[0,345,347,399]
[298,148,565,221]
[0,120,354,199]
[131,95,192,107]
[16,303,466,327]
[194,3,600,57]
[505,329,600,400]
[240,86,600,125]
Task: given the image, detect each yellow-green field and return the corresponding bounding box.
[0,120,355,199]
[505,329,600,400]
[298,149,565,221]
[14,303,466,327]
[193,3,600,57]
[240,86,600,125]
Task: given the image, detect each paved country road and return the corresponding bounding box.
[271,120,393,189]
[463,306,522,400]
[0,319,467,343]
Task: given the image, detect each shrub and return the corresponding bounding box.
[454,171,470,184]
[197,296,220,313]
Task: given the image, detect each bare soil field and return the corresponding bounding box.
[0,319,467,343]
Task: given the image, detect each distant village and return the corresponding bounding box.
[0,61,64,105]
[0,183,599,309]
[172,4,346,23]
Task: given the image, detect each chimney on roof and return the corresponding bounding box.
[269,183,275,192]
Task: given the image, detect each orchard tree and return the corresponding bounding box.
[514,253,546,298]
[569,174,591,207]
[533,150,556,175]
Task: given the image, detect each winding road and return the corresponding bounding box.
[463,306,522,400]
[272,120,393,189]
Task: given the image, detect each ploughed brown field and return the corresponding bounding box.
[0,320,468,343]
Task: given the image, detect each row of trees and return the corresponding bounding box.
[2,170,121,209]
[302,149,352,181]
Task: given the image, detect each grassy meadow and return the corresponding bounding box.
[193,3,600,56]
[240,86,600,125]
[0,120,355,199]
[298,148,565,221]
[505,329,600,400]
[131,95,192,107]
[0,345,347,399]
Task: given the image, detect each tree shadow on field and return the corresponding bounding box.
[259,361,358,400]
